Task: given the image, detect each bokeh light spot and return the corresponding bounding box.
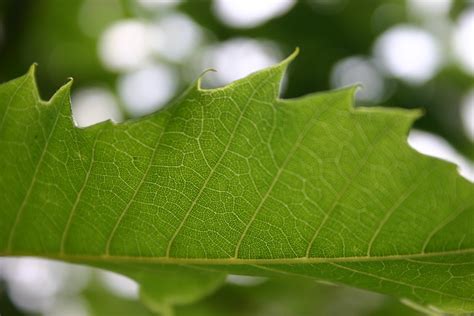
[148,13,203,62]
[452,9,474,76]
[99,20,151,72]
[213,0,296,28]
[408,130,474,182]
[118,64,178,116]
[200,38,281,87]
[99,271,139,299]
[330,56,386,103]
[0,258,90,314]
[461,89,474,141]
[374,25,442,84]
[72,87,123,127]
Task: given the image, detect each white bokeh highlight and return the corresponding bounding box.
[213,0,296,28]
[148,13,203,62]
[99,271,139,299]
[330,56,386,103]
[201,38,281,87]
[461,89,474,141]
[118,64,178,116]
[0,258,90,314]
[374,25,442,84]
[452,9,474,75]
[99,20,151,72]
[72,87,123,127]
[408,130,474,182]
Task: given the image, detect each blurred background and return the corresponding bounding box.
[0,0,472,315]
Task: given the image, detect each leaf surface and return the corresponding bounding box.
[0,52,473,313]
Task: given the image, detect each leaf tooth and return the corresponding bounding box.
[47,77,73,104]
[23,63,74,107]
[195,68,217,91]
[197,48,299,100]
[354,106,423,141]
[27,63,42,104]
[27,62,38,78]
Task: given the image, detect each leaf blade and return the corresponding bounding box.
[0,53,472,313]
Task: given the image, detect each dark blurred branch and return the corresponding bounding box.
[0,0,35,79]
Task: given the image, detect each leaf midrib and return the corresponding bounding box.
[2,247,472,265]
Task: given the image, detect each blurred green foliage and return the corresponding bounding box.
[0,276,425,316]
[0,0,472,158]
[88,278,425,316]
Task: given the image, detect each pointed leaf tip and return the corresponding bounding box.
[196,68,217,90]
[270,47,299,75]
[47,77,74,104]
[281,47,300,66]
[58,77,74,93]
[27,63,38,77]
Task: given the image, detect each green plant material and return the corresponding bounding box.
[126,265,225,314]
[81,276,424,316]
[0,51,473,314]
[177,278,426,316]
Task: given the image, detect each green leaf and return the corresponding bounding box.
[0,51,473,314]
[82,276,425,316]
